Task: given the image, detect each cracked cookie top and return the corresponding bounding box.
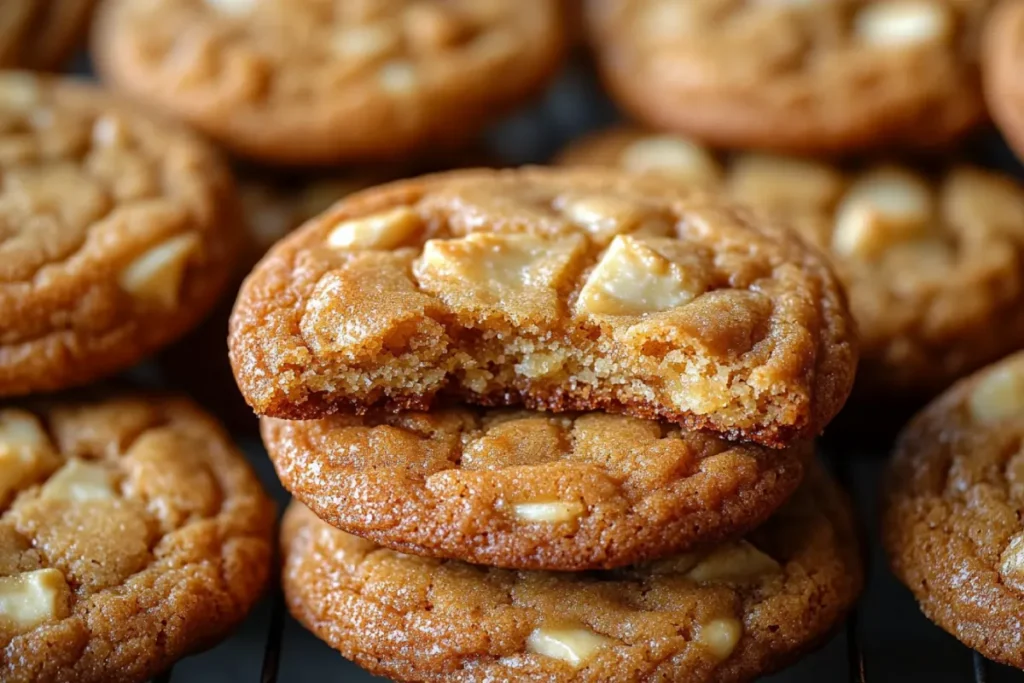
[0,394,274,683]
[0,73,242,397]
[282,464,861,683]
[584,0,990,152]
[558,127,1024,396]
[884,350,1024,668]
[229,167,857,448]
[92,0,564,165]
[262,407,807,570]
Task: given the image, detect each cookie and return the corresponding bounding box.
[282,464,862,682]
[983,0,1024,163]
[91,0,564,165]
[0,1,96,71]
[584,0,990,153]
[0,394,275,683]
[263,407,807,570]
[0,73,243,398]
[883,351,1024,668]
[229,167,857,448]
[558,128,1024,396]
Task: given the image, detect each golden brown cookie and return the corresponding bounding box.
[0,394,275,683]
[263,407,807,570]
[558,128,1024,397]
[282,464,862,682]
[983,0,1024,163]
[0,1,96,71]
[92,0,565,165]
[584,0,990,153]
[229,167,857,448]
[0,73,243,398]
[883,351,1024,668]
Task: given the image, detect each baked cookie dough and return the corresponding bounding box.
[229,167,857,448]
[282,464,862,682]
[558,128,1024,396]
[92,0,564,165]
[0,73,243,398]
[263,407,807,570]
[983,0,1024,163]
[883,351,1024,668]
[0,394,275,683]
[584,0,991,153]
[0,1,96,71]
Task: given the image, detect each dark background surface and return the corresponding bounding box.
[96,58,1024,682]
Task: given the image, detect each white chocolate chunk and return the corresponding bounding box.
[853,0,953,47]
[92,114,131,148]
[697,617,743,660]
[577,235,702,316]
[968,364,1024,424]
[831,167,934,259]
[0,73,39,109]
[561,194,670,241]
[326,206,420,250]
[619,136,720,184]
[728,154,845,211]
[203,0,253,15]
[118,233,201,308]
[0,569,71,633]
[331,24,399,60]
[0,410,59,504]
[512,501,585,523]
[1000,533,1024,582]
[41,459,117,503]
[379,61,418,94]
[687,541,781,583]
[526,626,612,667]
[419,233,559,294]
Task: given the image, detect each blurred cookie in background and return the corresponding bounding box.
[92,0,566,165]
[584,0,992,153]
[0,0,96,71]
[983,0,1024,165]
[559,128,1024,399]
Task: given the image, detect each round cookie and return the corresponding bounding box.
[282,464,862,683]
[584,0,991,153]
[0,394,275,683]
[92,0,565,165]
[558,128,1024,396]
[0,73,243,398]
[983,0,1024,163]
[229,167,857,448]
[263,407,808,570]
[0,1,97,71]
[883,350,1024,668]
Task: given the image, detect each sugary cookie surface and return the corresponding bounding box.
[92,0,564,164]
[883,351,1024,668]
[585,0,990,151]
[559,128,1024,395]
[230,168,856,448]
[281,465,862,683]
[262,407,807,570]
[0,73,241,397]
[0,395,274,683]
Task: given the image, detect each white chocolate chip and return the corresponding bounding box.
[118,233,201,308]
[204,0,253,14]
[92,114,131,148]
[697,617,743,660]
[419,233,555,293]
[561,194,671,242]
[326,206,420,250]
[512,501,585,523]
[0,569,71,633]
[40,459,117,503]
[378,61,418,94]
[0,73,40,109]
[1000,533,1024,584]
[526,626,612,667]
[331,24,400,60]
[687,541,781,583]
[831,167,934,259]
[853,0,953,48]
[577,235,703,316]
[728,154,845,212]
[619,136,721,185]
[968,364,1024,424]
[0,410,59,505]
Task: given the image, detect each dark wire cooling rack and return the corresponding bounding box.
[141,60,1024,683]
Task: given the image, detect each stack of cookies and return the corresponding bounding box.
[230,166,866,682]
